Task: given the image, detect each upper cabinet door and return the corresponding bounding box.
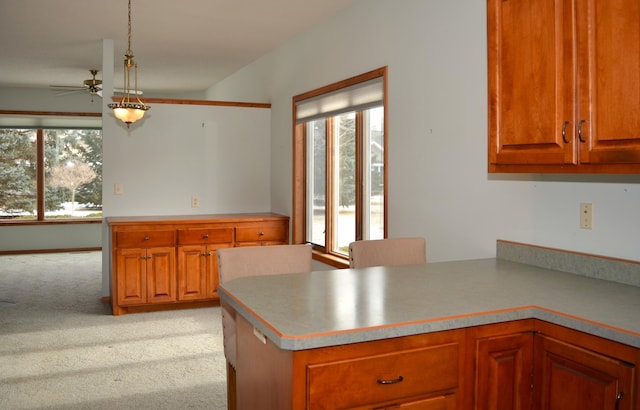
[488,0,640,173]
[488,0,576,169]
[577,0,640,165]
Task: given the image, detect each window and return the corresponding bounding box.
[293,67,387,265]
[0,112,102,222]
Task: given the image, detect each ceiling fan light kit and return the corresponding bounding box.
[108,0,149,128]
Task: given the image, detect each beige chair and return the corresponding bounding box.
[348,237,426,268]
[217,244,312,410]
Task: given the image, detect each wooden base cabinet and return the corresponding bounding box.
[235,314,465,410]
[533,328,635,410]
[108,213,289,315]
[114,230,177,308]
[468,320,638,410]
[177,227,234,301]
[469,320,534,410]
[232,315,638,410]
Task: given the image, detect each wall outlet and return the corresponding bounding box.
[114,183,124,196]
[191,195,200,208]
[580,203,593,229]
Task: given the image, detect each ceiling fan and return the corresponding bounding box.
[51,69,142,100]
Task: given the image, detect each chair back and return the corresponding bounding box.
[217,244,312,372]
[217,244,312,283]
[349,237,426,268]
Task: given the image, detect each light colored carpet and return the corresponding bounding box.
[0,251,227,410]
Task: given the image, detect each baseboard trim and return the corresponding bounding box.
[0,247,101,256]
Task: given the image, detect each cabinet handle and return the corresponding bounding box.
[562,121,570,144]
[203,234,209,239]
[201,253,207,257]
[376,375,404,385]
[578,119,586,143]
[144,236,150,241]
[259,231,265,237]
[615,392,624,410]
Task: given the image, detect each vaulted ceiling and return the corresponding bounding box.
[0,0,353,95]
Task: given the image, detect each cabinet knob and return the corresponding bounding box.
[144,236,150,241]
[259,231,265,237]
[203,234,209,239]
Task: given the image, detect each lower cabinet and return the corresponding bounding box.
[234,314,465,410]
[108,213,289,315]
[116,246,177,306]
[177,227,233,301]
[470,321,534,410]
[468,320,637,410]
[533,332,634,410]
[231,315,639,410]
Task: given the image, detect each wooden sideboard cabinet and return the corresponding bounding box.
[177,227,233,301]
[108,213,289,315]
[115,230,177,307]
[487,0,640,173]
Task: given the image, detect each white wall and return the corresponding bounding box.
[206,0,640,263]
[102,104,271,217]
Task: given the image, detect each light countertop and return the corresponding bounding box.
[218,258,640,351]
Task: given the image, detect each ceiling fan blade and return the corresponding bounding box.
[54,89,87,96]
[114,88,143,95]
[50,85,87,90]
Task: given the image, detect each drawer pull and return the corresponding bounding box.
[144,236,150,241]
[577,119,586,143]
[561,120,570,144]
[615,392,624,410]
[259,231,265,237]
[203,234,209,239]
[376,375,404,385]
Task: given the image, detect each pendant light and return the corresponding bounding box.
[108,0,150,127]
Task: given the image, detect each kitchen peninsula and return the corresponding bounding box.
[218,241,640,409]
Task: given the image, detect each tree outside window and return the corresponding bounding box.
[293,67,387,265]
[0,127,102,220]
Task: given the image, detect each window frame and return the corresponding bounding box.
[0,110,102,226]
[292,67,388,267]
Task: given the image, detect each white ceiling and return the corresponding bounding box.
[0,0,353,95]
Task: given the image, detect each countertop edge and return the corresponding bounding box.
[219,288,640,350]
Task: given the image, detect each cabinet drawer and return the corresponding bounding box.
[116,230,176,248]
[307,343,459,409]
[235,223,287,243]
[178,228,233,245]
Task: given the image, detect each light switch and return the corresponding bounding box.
[114,183,124,195]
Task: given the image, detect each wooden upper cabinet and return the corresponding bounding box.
[578,0,640,166]
[488,0,575,167]
[488,0,640,173]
